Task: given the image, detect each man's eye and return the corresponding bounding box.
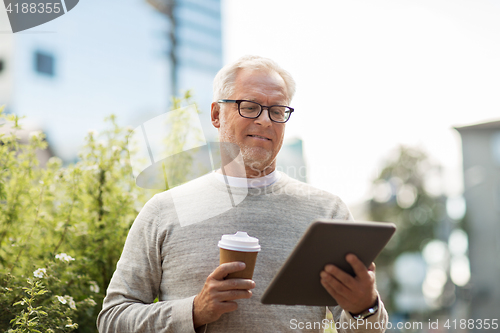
[271,108,285,116]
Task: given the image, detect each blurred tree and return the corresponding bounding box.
[368,145,447,312]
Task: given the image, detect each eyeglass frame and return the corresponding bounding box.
[217,99,294,123]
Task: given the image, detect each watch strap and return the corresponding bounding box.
[350,297,379,320]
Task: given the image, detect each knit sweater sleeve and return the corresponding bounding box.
[96,195,196,333]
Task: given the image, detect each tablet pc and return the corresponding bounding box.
[260,219,396,306]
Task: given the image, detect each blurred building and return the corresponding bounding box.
[276,137,307,183]
[455,119,500,325]
[0,122,55,167]
[0,0,222,161]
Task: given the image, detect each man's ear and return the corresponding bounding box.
[211,102,221,129]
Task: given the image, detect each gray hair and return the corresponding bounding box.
[212,55,296,103]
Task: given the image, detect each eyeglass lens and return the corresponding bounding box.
[239,101,291,122]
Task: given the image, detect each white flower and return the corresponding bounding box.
[57,295,76,310]
[55,253,75,263]
[88,129,98,136]
[68,298,76,310]
[85,298,97,306]
[112,145,121,152]
[33,268,46,278]
[89,281,100,293]
[56,295,67,304]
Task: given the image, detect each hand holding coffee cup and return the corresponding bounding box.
[192,261,256,328]
[193,232,260,328]
[218,231,261,279]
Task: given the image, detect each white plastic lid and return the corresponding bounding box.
[218,231,261,252]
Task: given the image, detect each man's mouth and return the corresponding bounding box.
[248,135,271,141]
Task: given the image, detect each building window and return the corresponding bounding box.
[34,51,55,76]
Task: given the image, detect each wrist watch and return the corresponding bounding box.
[350,298,379,320]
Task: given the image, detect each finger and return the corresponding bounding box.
[324,264,356,289]
[218,300,239,314]
[321,271,376,314]
[346,254,370,280]
[211,262,246,280]
[217,289,253,302]
[368,262,376,272]
[218,278,256,292]
[321,271,350,295]
[320,274,349,304]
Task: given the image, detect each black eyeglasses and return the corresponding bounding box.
[218,99,294,123]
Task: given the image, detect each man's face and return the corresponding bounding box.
[211,69,289,177]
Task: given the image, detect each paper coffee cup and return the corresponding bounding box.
[218,231,261,279]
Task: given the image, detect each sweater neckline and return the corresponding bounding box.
[213,169,281,188]
[207,171,291,196]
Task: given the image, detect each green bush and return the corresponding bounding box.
[0,94,198,331]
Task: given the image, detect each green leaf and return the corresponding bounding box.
[35,289,48,296]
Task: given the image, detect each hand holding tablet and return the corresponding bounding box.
[321,253,378,315]
[261,219,396,307]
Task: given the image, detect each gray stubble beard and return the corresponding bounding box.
[219,131,275,177]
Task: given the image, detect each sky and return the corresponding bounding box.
[222,0,500,206]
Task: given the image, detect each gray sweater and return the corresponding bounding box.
[97,172,388,332]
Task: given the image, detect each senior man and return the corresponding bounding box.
[97,56,388,332]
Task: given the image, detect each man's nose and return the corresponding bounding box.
[255,108,273,126]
